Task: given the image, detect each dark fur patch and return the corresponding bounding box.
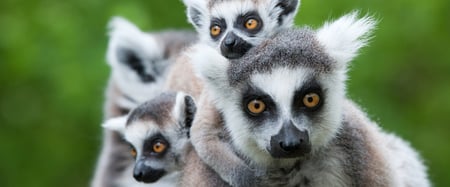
[184,95,197,128]
[117,48,156,83]
[228,28,335,86]
[275,0,299,24]
[126,92,177,126]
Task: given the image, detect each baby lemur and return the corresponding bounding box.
[180,12,430,186]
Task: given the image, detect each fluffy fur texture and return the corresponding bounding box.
[102,92,195,186]
[186,12,430,186]
[91,17,197,187]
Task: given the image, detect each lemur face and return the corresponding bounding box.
[232,67,344,161]
[185,0,300,59]
[103,92,196,183]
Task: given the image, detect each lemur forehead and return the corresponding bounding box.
[127,92,177,127]
[228,28,335,86]
[208,0,261,9]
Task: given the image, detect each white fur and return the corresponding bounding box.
[102,115,128,133]
[316,12,376,69]
[382,132,430,187]
[107,17,167,108]
[172,92,188,124]
[183,0,208,30]
[187,43,230,91]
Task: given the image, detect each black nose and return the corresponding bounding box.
[133,160,166,183]
[278,130,309,153]
[220,32,252,59]
[269,120,311,158]
[223,35,236,47]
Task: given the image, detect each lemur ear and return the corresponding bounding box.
[316,11,376,70]
[102,116,128,133]
[187,44,230,91]
[269,0,300,27]
[183,0,207,31]
[107,17,163,73]
[173,92,197,129]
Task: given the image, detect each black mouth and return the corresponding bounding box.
[223,52,245,59]
[268,145,311,159]
[133,160,167,183]
[139,73,155,83]
[268,133,312,159]
[220,42,252,59]
[140,169,166,183]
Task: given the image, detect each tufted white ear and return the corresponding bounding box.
[102,116,128,133]
[106,16,163,68]
[172,92,197,129]
[187,43,230,90]
[268,0,301,28]
[316,11,376,70]
[183,0,208,32]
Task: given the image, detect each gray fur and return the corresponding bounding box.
[228,28,334,86]
[126,92,177,127]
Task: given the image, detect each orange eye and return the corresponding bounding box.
[303,93,320,108]
[152,141,167,153]
[210,25,221,37]
[130,148,137,158]
[247,99,266,115]
[245,18,259,30]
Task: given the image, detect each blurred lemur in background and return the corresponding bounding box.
[91,17,197,187]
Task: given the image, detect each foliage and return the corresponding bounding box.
[0,0,448,186]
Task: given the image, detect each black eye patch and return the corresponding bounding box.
[292,80,324,113]
[241,85,277,123]
[209,17,227,40]
[143,133,170,158]
[235,11,263,36]
[116,47,155,83]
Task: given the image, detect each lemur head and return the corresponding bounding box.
[103,92,196,183]
[107,17,196,108]
[183,0,300,59]
[191,12,375,166]
[106,17,170,107]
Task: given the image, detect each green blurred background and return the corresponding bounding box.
[0,0,449,186]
